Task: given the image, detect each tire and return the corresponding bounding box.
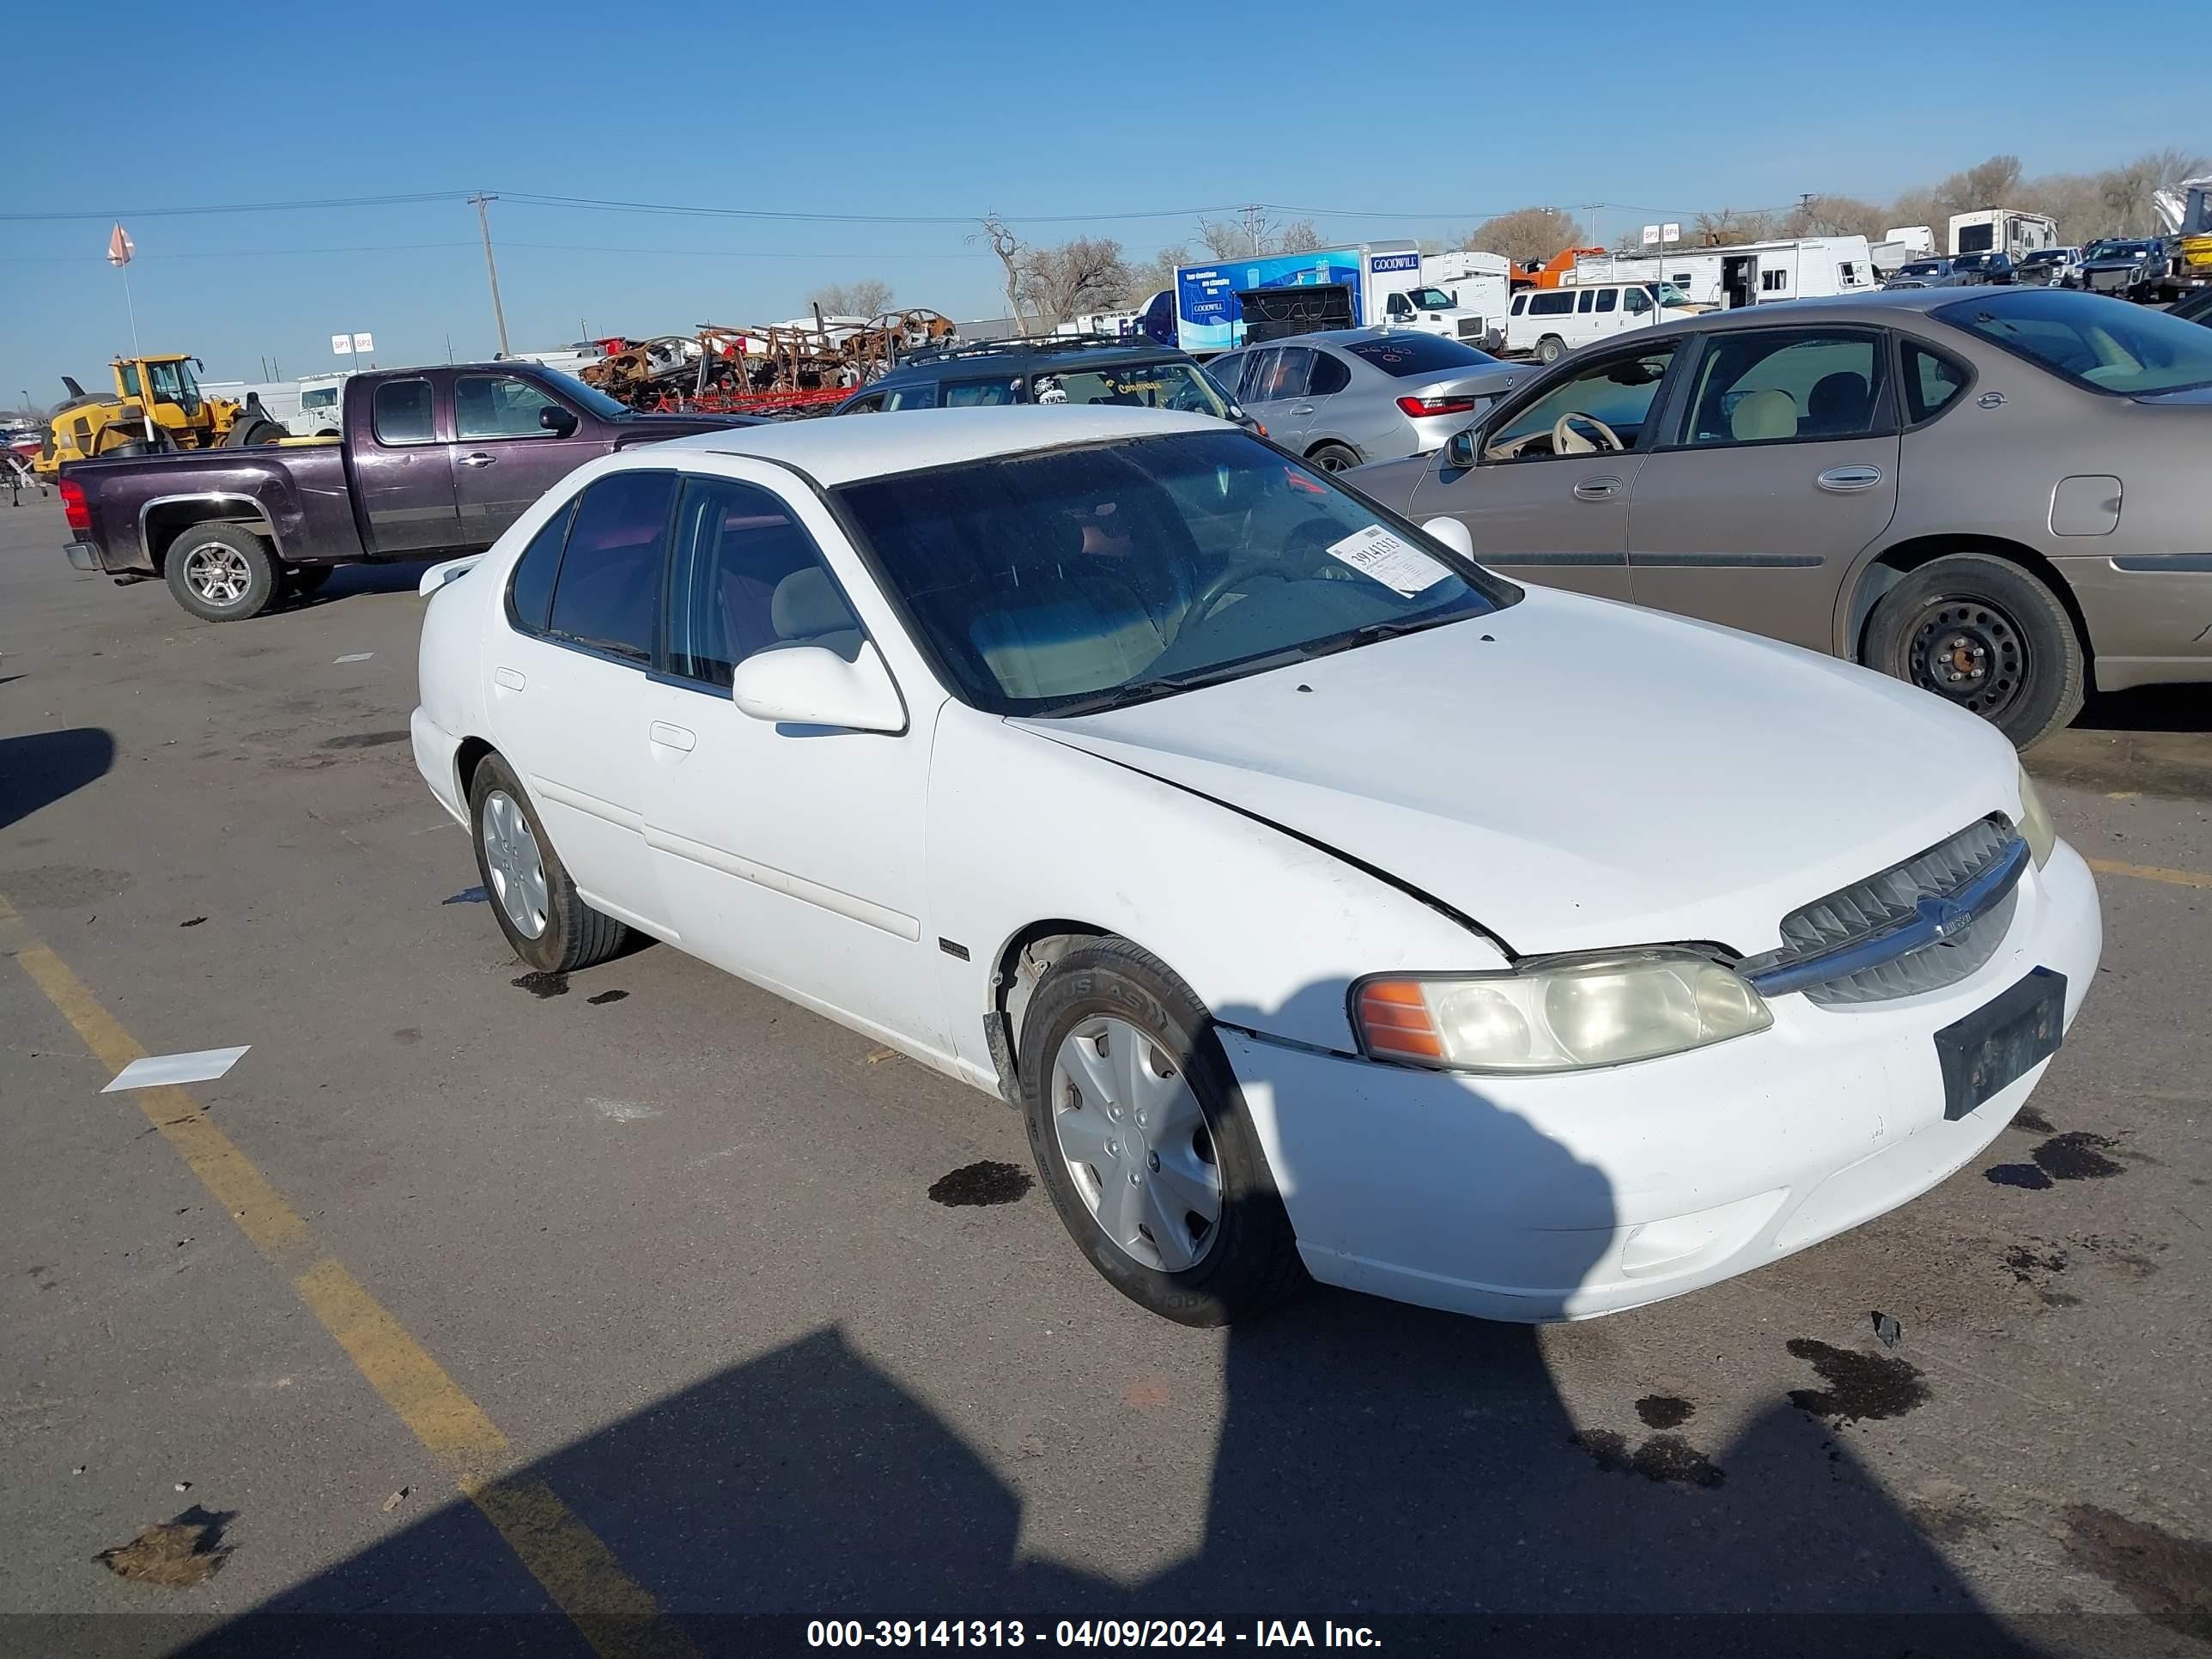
[285,563,335,596]
[465,751,630,974]
[1018,938,1306,1327]
[1863,553,2085,749]
[1306,441,1361,473]
[223,418,286,447]
[164,521,281,622]
[1535,334,1566,364]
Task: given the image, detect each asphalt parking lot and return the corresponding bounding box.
[3,497,2208,1656]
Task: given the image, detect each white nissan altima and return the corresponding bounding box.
[411,406,2100,1327]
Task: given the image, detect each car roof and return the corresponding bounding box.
[658,405,1228,485]
[872,338,1188,384]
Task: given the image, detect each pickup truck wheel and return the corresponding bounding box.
[1863,553,2084,749]
[466,752,631,974]
[1019,938,1306,1327]
[165,522,280,622]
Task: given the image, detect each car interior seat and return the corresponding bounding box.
[769,567,865,662]
[965,515,1167,701]
[1804,372,1873,435]
[1729,388,1799,442]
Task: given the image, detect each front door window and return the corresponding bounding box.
[1481,349,1679,461]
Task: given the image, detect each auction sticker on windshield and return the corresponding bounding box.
[1325,524,1451,597]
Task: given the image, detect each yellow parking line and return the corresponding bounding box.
[0,893,696,1659]
[2085,858,2212,890]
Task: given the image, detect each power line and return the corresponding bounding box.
[0,191,475,222]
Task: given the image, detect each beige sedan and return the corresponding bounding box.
[1350,286,2212,746]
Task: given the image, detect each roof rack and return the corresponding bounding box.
[898,331,1153,368]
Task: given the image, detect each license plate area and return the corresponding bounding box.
[1935,966,2066,1121]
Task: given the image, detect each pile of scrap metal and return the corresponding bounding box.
[582,311,959,416]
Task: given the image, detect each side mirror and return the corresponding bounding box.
[731,641,905,734]
[538,405,579,437]
[1421,516,1476,561]
[1443,426,1480,470]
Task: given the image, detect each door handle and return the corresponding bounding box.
[493,666,526,691]
[1571,476,1624,501]
[1816,465,1884,492]
[1291,404,1316,415]
[459,452,497,467]
[648,721,696,753]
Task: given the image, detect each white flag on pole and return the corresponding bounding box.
[106,223,135,267]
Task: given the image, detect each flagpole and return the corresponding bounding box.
[120,261,154,443]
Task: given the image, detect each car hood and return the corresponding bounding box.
[614,412,762,446]
[1011,587,2017,958]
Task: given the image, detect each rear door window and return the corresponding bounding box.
[884,384,937,410]
[1528,291,1574,317]
[1680,331,1891,446]
[1577,289,1595,313]
[942,379,1018,408]
[1596,288,1619,313]
[544,471,677,664]
[372,379,436,446]
[1307,351,1352,395]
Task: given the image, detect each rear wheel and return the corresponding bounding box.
[164,522,280,621]
[1018,938,1306,1327]
[1535,334,1566,364]
[1306,441,1361,472]
[465,751,631,973]
[1863,553,2084,748]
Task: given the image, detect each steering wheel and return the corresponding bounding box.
[1552,410,1624,454]
[1182,557,1283,635]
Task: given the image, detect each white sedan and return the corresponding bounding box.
[411,407,2101,1326]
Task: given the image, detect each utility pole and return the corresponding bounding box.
[469,192,511,359]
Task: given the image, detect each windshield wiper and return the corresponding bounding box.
[1042,647,1318,718]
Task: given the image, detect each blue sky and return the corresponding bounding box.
[5,0,2203,404]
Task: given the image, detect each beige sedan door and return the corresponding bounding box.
[1623,326,1900,653]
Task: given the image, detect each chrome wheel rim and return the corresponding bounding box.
[182,543,252,606]
[1050,1016,1222,1273]
[479,789,550,939]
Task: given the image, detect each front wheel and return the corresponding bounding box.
[1863,553,2084,748]
[1018,939,1306,1327]
[165,522,281,621]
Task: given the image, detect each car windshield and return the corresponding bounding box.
[1936,290,2212,396]
[2086,241,2148,259]
[1954,253,1995,269]
[532,368,633,421]
[833,429,1510,716]
[1346,334,1498,375]
[1400,287,1458,309]
[1030,360,1230,418]
[1648,282,1694,307]
[1897,261,1945,276]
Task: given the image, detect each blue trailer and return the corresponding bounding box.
[1138,240,1455,355]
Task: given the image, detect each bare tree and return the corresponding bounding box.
[1275,219,1325,253]
[1020,237,1132,325]
[1194,212,1327,260]
[1120,244,1189,307]
[971,214,1030,329]
[1692,208,1779,246]
[808,278,896,318]
[2098,147,2209,236]
[1465,207,1588,265]
[1782,194,1885,239]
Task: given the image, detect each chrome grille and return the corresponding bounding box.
[1745,817,2024,1006]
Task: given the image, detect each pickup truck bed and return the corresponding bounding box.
[60,362,750,620]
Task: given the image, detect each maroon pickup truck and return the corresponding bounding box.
[60,362,752,620]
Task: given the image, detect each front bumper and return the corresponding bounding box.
[1223,840,2101,1322]
[64,541,101,573]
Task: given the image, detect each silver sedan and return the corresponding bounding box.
[1207,328,1525,472]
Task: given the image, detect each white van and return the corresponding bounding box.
[1505,283,1698,363]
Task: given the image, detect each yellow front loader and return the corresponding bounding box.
[35,355,283,476]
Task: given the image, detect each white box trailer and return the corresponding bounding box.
[1419,251,1513,347]
[1948,210,2058,259]
[1570,236,1879,309]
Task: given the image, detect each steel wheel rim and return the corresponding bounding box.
[1050,1016,1222,1273]
[480,789,550,939]
[1905,598,2027,720]
[182,543,252,606]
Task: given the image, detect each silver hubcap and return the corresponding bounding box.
[182,543,252,605]
[1050,1016,1222,1273]
[480,790,550,939]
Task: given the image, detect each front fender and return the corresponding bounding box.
[925,708,1504,1080]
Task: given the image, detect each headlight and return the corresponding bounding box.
[2017,767,2057,868]
[1353,951,1772,1073]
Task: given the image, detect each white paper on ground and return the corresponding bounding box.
[1323,524,1452,597]
[102,1046,251,1093]
[333,653,374,664]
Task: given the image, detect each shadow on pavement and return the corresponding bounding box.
[0,726,116,835]
[2073,682,2212,735]
[165,976,2048,1656]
